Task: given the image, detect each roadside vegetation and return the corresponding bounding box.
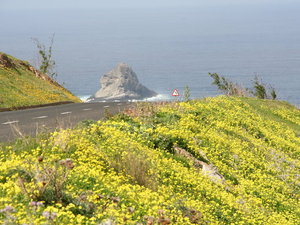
[32,34,57,80]
[0,52,80,109]
[0,96,299,224]
[209,73,277,100]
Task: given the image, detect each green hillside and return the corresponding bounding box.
[0,52,81,109]
[0,96,300,224]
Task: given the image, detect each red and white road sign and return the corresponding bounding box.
[172,89,180,96]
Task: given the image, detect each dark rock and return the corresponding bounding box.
[0,53,14,68]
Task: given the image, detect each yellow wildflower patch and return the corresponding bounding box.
[0,96,299,224]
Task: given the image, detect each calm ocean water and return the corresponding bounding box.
[1,4,300,106]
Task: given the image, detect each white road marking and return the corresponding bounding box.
[83,108,92,111]
[61,111,72,115]
[33,116,48,119]
[104,105,110,108]
[117,103,122,106]
[2,120,19,125]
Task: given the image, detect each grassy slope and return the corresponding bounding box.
[0,52,81,108]
[0,96,300,224]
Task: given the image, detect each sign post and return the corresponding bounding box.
[172,89,180,101]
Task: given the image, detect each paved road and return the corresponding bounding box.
[0,102,133,142]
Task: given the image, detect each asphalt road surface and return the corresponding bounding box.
[0,102,133,142]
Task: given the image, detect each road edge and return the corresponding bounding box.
[0,101,75,112]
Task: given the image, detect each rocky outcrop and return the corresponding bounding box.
[174,146,225,184]
[0,53,15,68]
[93,63,157,101]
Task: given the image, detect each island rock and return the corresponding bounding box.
[93,63,157,101]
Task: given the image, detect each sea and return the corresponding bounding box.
[0,3,300,106]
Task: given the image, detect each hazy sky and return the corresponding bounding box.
[1,0,298,10]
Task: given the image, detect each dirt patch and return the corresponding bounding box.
[19,61,66,89]
[0,53,15,68]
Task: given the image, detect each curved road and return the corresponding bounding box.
[0,102,133,142]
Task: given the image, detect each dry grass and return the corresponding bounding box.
[108,149,157,191]
[123,101,179,118]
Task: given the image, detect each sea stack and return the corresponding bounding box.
[93,63,157,101]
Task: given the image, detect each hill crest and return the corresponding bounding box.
[0,52,80,108]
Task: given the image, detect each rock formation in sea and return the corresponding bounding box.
[93,63,157,101]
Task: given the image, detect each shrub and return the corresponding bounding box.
[184,85,191,102]
[209,73,277,99]
[13,157,74,205]
[208,73,247,96]
[32,34,57,80]
[252,76,267,99]
[270,87,277,100]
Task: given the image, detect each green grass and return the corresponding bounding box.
[242,97,300,136]
[0,52,81,108]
